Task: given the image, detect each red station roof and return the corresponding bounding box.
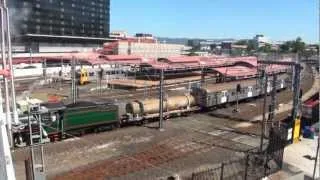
[212,66,257,77]
[11,53,290,78]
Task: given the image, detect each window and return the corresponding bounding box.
[36,25,40,33]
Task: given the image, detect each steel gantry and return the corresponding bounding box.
[257,57,303,144]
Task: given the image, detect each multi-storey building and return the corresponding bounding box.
[9,0,111,52]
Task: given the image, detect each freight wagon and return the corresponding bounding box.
[301,93,319,127]
[192,74,288,108]
[13,73,289,147]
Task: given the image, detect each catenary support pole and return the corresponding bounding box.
[159,68,164,131]
[313,138,319,179]
[260,71,268,152]
[0,6,12,148]
[268,74,277,128]
[4,6,18,125]
[0,0,16,178]
[290,62,301,143]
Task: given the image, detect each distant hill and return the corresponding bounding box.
[156,37,237,45]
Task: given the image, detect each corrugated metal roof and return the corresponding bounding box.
[212,66,257,77]
[10,53,289,74]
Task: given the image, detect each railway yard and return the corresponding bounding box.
[10,59,318,180]
[0,1,318,179]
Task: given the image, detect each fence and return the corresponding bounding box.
[187,126,288,180]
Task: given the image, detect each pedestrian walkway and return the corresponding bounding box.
[283,138,319,179]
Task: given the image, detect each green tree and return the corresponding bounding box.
[234,40,248,45]
[258,44,272,53]
[292,37,305,53]
[279,41,292,52]
[247,40,256,52]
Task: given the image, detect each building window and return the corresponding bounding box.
[36,25,40,33]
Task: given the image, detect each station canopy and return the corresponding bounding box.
[11,52,289,76]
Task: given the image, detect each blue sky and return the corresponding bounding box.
[111,0,318,43]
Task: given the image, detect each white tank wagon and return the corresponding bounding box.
[125,94,197,122]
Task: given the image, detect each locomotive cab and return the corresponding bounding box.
[77,67,89,85]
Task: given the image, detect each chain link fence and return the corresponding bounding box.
[182,126,287,180]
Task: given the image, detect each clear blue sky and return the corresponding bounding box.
[111,0,318,43]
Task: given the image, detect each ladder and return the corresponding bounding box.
[28,104,46,180]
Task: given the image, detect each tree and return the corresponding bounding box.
[247,40,256,52]
[280,41,292,52]
[258,44,272,53]
[234,40,248,45]
[292,37,305,53]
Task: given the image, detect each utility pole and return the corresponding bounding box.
[159,68,164,131]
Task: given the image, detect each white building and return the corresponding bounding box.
[109,31,128,39]
[115,41,191,58]
[254,35,271,48]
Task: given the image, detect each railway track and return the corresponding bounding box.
[52,128,255,180]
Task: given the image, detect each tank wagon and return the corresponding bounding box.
[13,74,289,147]
[124,94,197,122]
